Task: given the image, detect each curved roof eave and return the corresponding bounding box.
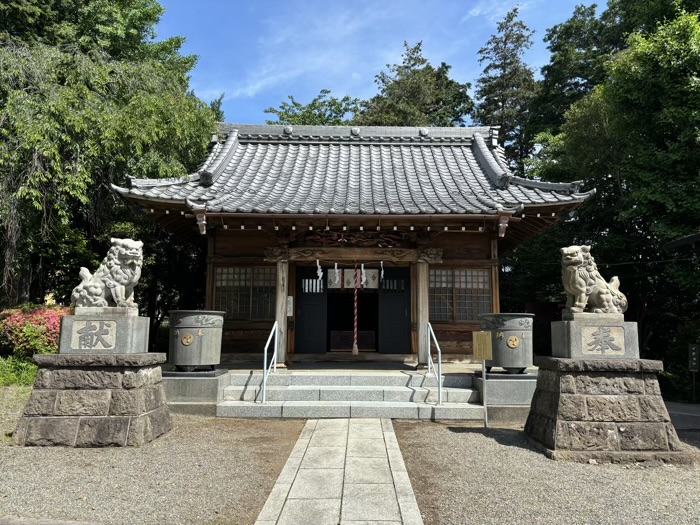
[110,125,597,217]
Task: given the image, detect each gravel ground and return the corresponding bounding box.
[394,421,700,525]
[0,387,303,525]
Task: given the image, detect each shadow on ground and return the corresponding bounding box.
[447,426,535,451]
[677,430,700,449]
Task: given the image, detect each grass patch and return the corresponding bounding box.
[0,357,38,386]
[0,385,32,445]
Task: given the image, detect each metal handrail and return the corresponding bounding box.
[261,321,278,403]
[427,322,443,405]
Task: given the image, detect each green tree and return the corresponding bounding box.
[209,93,226,122]
[528,0,700,136]
[0,1,217,310]
[599,11,700,242]
[517,12,700,387]
[0,0,193,66]
[354,41,472,127]
[265,89,359,125]
[528,4,606,136]
[600,0,700,50]
[474,8,536,174]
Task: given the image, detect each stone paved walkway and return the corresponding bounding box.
[254,418,423,525]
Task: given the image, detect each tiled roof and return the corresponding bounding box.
[112,124,594,215]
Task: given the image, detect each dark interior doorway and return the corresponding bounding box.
[378,267,411,353]
[328,288,378,351]
[294,265,411,354]
[295,267,327,354]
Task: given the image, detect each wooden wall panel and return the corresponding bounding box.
[434,233,491,260]
[213,229,277,257]
[431,324,478,355]
[436,340,474,354]
[222,329,270,353]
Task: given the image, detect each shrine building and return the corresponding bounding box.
[113,124,594,364]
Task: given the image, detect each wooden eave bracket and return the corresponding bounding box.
[417,247,443,264]
[498,215,510,238]
[186,199,207,235]
[264,247,289,262]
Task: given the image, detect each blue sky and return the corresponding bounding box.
[157,0,596,124]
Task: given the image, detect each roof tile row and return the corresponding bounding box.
[114,125,593,215]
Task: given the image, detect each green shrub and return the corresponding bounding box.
[0,305,69,359]
[0,357,38,386]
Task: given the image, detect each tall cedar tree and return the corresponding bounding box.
[0,0,215,334]
[528,0,700,136]
[528,4,606,136]
[474,8,536,175]
[355,42,472,127]
[209,93,226,122]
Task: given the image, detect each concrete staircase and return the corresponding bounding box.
[216,371,484,420]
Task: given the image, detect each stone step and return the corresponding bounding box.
[216,400,484,420]
[226,372,472,388]
[223,384,479,403]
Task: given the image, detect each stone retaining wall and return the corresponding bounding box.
[524,357,695,464]
[14,354,172,447]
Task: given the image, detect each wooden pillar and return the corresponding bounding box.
[275,259,289,366]
[205,235,215,310]
[491,237,501,313]
[416,260,430,365]
[266,247,289,367]
[416,248,442,366]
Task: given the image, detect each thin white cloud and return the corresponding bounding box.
[224,2,399,101]
[228,68,304,99]
[174,0,578,123]
[462,0,542,23]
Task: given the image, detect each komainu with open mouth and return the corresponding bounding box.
[71,238,143,308]
[560,245,628,315]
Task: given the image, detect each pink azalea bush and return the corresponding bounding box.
[0,305,70,359]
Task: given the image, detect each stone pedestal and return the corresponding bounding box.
[524,357,696,464]
[551,313,639,359]
[14,353,172,447]
[473,372,538,406]
[59,307,149,354]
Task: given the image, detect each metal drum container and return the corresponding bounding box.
[479,313,535,374]
[169,310,225,372]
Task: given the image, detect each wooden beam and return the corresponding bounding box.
[440,259,499,267]
[289,247,419,262]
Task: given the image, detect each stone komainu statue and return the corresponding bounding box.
[561,245,628,315]
[71,238,143,308]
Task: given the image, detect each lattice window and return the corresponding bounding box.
[301,278,324,294]
[214,266,276,320]
[429,268,492,322]
[381,278,405,293]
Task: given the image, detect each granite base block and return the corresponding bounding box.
[527,438,697,465]
[485,406,531,427]
[473,372,537,406]
[551,316,639,359]
[162,372,229,404]
[59,312,149,354]
[524,357,697,464]
[14,353,171,447]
